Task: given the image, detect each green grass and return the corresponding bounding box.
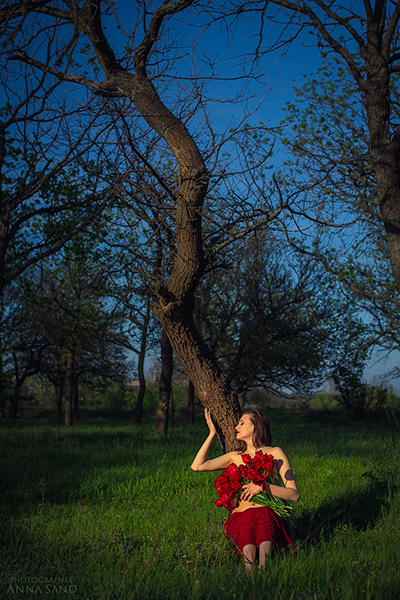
[1,408,399,599]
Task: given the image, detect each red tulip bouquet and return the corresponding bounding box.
[214,450,296,525]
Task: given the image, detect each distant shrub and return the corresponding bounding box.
[24,377,54,408]
[171,385,188,409]
[386,385,400,409]
[104,382,130,408]
[334,381,388,421]
[142,385,159,409]
[309,391,339,410]
[331,352,389,420]
[136,383,188,411]
[81,381,130,408]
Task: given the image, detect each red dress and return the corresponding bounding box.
[224,506,295,555]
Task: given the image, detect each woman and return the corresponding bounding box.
[191,409,299,569]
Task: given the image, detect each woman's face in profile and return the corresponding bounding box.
[235,414,254,441]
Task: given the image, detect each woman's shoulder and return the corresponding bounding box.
[229,450,243,458]
[263,446,287,458]
[229,450,245,465]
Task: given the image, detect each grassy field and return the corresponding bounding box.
[0,407,399,600]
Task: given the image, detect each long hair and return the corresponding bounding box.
[236,410,272,453]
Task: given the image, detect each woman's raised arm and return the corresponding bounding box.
[191,409,237,472]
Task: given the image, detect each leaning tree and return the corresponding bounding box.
[2,0,302,449]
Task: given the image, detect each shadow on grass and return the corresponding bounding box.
[0,410,206,518]
[295,474,397,548]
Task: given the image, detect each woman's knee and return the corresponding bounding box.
[242,544,256,565]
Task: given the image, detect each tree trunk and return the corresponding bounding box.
[55,376,64,424]
[187,378,195,424]
[135,374,146,424]
[10,352,20,419]
[154,307,241,451]
[135,301,151,424]
[132,57,241,448]
[9,387,20,419]
[361,56,400,291]
[64,350,74,428]
[170,387,175,424]
[73,376,79,423]
[130,8,241,447]
[0,203,10,300]
[154,329,173,435]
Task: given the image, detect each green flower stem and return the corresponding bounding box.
[243,476,297,528]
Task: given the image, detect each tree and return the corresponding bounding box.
[2,0,300,449]
[0,4,125,418]
[133,299,152,425]
[0,111,117,416]
[331,350,367,421]
[1,281,50,418]
[0,83,115,297]
[6,241,130,424]
[154,329,174,435]
[192,0,400,383]
[195,233,365,397]
[331,350,388,421]
[252,1,400,297]
[110,290,157,425]
[277,51,400,371]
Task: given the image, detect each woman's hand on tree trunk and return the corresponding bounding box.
[204,408,217,435]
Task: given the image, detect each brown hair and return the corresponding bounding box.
[236,410,272,453]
